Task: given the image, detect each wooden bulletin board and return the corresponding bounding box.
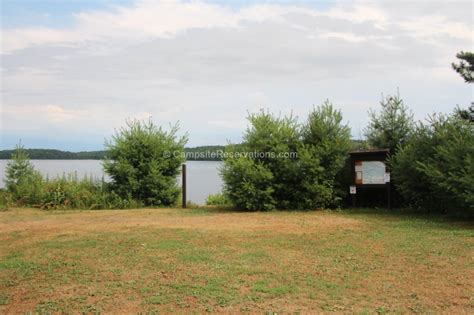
[349,149,391,208]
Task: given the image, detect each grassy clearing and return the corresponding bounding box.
[0,208,473,313]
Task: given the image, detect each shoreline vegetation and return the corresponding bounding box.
[0,141,368,161]
[0,147,223,161]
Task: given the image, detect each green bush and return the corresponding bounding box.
[221,111,297,210]
[4,144,141,210]
[391,110,474,214]
[103,119,187,206]
[0,190,13,211]
[38,176,98,209]
[13,170,44,205]
[301,101,351,207]
[221,102,351,211]
[4,144,42,201]
[222,157,276,210]
[10,173,139,210]
[205,192,231,206]
[5,118,187,210]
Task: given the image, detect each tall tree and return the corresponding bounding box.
[452,51,474,83]
[364,93,414,154]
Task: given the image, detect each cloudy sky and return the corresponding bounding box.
[1,0,472,151]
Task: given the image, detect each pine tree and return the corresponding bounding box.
[5,144,36,193]
[452,51,474,83]
[364,93,414,154]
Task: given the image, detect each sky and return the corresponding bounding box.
[1,0,473,151]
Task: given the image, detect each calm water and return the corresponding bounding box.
[0,160,223,205]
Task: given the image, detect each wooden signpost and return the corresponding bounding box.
[182,164,187,208]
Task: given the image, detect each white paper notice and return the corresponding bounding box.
[362,161,386,184]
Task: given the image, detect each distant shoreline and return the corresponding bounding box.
[0,146,226,161]
[0,140,368,161]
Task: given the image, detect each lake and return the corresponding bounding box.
[0,160,224,205]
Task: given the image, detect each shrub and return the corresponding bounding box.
[301,101,351,207]
[4,144,46,205]
[38,175,98,209]
[221,111,298,210]
[12,173,142,210]
[221,157,275,210]
[205,193,231,206]
[391,110,474,214]
[221,103,351,211]
[3,145,142,210]
[103,118,187,206]
[4,144,41,197]
[0,190,13,211]
[14,171,44,205]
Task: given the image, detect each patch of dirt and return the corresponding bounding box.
[0,208,363,243]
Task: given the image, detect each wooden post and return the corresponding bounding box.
[182,164,186,208]
[387,182,392,210]
[350,185,357,207]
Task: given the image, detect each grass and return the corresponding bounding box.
[0,207,473,313]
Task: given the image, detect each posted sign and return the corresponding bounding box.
[355,161,386,185]
[349,149,391,209]
[349,185,357,194]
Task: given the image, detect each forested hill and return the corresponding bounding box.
[0,149,108,160]
[0,141,367,160]
[0,146,226,160]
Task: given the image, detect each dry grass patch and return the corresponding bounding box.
[0,208,472,313]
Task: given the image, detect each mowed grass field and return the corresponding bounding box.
[0,208,472,314]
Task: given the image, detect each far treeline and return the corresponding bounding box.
[0,149,108,160]
[1,51,473,215]
[0,147,226,160]
[0,142,367,161]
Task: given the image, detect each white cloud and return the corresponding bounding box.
[1,104,87,132]
[4,0,470,54]
[319,31,369,43]
[323,2,388,28]
[1,0,472,149]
